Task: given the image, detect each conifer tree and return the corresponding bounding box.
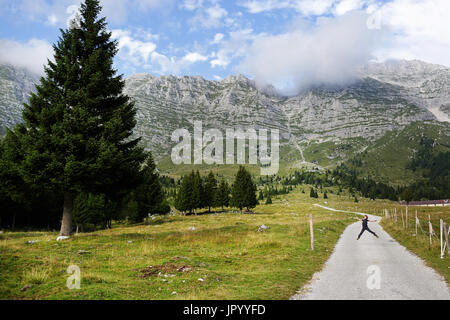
[230,166,257,212]
[258,190,264,201]
[18,0,146,236]
[175,172,195,214]
[204,172,217,212]
[215,179,230,211]
[0,130,32,229]
[265,195,272,205]
[192,171,204,214]
[133,154,167,222]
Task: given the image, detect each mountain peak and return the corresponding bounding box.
[222,74,252,84]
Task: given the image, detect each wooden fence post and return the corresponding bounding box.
[428,215,432,246]
[441,219,446,259]
[309,214,314,251]
[401,210,405,228]
[415,210,418,236]
[444,223,449,257]
[405,206,409,229]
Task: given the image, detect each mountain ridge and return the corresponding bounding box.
[1,59,449,181]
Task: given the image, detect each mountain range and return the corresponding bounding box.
[1,59,449,184]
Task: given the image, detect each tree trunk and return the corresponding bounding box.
[59,191,74,236]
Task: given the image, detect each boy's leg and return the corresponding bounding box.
[367,227,379,238]
[357,228,365,240]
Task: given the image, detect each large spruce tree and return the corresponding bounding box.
[19,0,146,236]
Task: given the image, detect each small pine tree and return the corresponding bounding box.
[324,191,328,199]
[310,188,318,198]
[230,166,257,212]
[258,190,264,201]
[174,172,195,215]
[215,179,230,211]
[73,192,115,229]
[204,172,217,212]
[265,195,272,205]
[192,171,204,214]
[133,154,167,222]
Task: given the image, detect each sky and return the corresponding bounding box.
[1,0,450,93]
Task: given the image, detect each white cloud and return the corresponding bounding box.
[111,29,207,75]
[211,29,255,68]
[239,12,381,94]
[183,52,208,63]
[372,0,450,67]
[180,0,204,11]
[135,0,175,11]
[149,51,208,74]
[189,3,228,29]
[111,29,157,64]
[240,0,336,15]
[47,14,59,26]
[0,38,53,75]
[212,33,224,44]
[3,0,174,27]
[334,0,365,15]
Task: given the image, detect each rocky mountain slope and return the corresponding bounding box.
[0,64,40,135]
[1,60,449,176]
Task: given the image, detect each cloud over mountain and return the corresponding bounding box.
[239,11,382,95]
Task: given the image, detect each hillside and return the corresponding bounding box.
[338,121,450,185]
[1,60,449,183]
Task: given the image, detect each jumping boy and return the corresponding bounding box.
[357,215,379,240]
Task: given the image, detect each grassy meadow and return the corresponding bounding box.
[1,186,448,300]
[0,187,358,300]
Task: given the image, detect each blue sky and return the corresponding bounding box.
[1,0,450,92]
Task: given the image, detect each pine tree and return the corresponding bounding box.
[18,0,146,236]
[73,192,115,229]
[265,195,272,205]
[0,129,32,229]
[133,154,167,222]
[215,179,230,211]
[204,172,217,212]
[258,190,264,201]
[230,166,257,212]
[324,191,328,199]
[175,172,195,215]
[310,188,318,198]
[192,171,204,214]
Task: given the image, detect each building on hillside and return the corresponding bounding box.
[400,199,450,207]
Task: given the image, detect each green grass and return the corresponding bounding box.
[346,121,450,186]
[0,188,357,300]
[380,206,450,284]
